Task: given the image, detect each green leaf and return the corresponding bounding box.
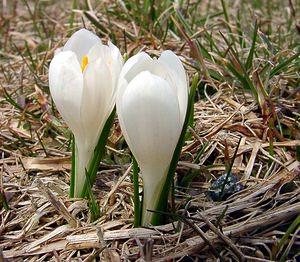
[173,9,212,60]
[0,191,9,211]
[270,50,300,78]
[225,62,251,89]
[85,168,100,221]
[68,0,77,36]
[133,157,141,227]
[245,20,258,71]
[278,213,300,262]
[220,32,258,102]
[220,0,237,50]
[180,143,210,187]
[3,88,38,119]
[84,11,108,35]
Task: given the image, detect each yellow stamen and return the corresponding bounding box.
[81,55,88,72]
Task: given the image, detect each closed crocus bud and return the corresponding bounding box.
[49,29,123,197]
[116,51,188,225]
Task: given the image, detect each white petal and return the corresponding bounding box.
[117,71,181,176]
[63,29,101,64]
[117,52,156,110]
[159,50,188,125]
[107,42,124,95]
[80,58,114,147]
[48,51,84,139]
[118,51,188,128]
[87,42,110,63]
[87,42,123,96]
[108,41,124,73]
[119,52,152,83]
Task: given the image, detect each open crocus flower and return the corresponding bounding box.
[116,51,188,225]
[49,29,123,197]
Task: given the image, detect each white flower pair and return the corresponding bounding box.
[49,29,188,225]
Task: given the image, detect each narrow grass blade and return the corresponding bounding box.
[220,0,229,25]
[225,62,250,89]
[172,10,212,60]
[268,104,275,163]
[25,41,36,70]
[68,0,77,36]
[180,143,210,187]
[216,205,228,225]
[22,0,42,38]
[151,73,199,225]
[180,166,211,188]
[220,32,258,101]
[203,29,223,57]
[3,88,25,113]
[245,20,258,71]
[35,130,49,157]
[0,191,9,211]
[80,107,116,198]
[236,8,244,48]
[296,113,300,161]
[3,88,38,119]
[218,136,242,201]
[277,213,300,262]
[270,50,300,78]
[171,13,212,82]
[220,0,237,50]
[84,11,108,35]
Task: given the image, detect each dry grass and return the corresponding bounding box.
[1,0,300,261]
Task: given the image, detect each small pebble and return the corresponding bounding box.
[207,173,244,201]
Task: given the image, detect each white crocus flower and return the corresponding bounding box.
[49,29,123,197]
[116,51,188,225]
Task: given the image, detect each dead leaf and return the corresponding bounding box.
[23,157,71,171]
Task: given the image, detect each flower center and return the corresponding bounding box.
[81,55,88,72]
